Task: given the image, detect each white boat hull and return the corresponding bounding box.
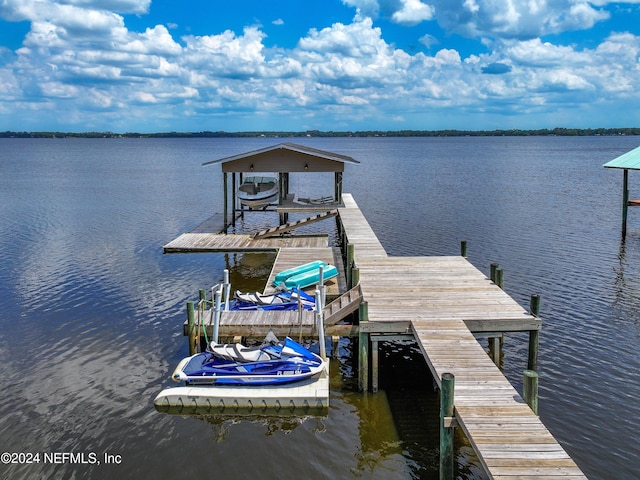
[237,176,279,209]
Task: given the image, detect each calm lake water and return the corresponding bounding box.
[1,136,639,479]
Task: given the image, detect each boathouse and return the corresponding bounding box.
[202,142,360,230]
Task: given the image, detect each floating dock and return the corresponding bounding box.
[154,360,329,414]
[160,143,587,478]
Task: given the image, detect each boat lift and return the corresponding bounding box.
[154,269,330,414]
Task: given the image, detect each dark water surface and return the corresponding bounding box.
[1,136,639,479]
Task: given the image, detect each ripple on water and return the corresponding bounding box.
[3,137,640,480]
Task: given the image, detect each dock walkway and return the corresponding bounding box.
[338,193,586,479]
[164,232,329,252]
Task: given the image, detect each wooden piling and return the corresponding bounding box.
[490,263,499,282]
[331,336,340,359]
[371,338,379,393]
[528,294,541,371]
[358,301,369,392]
[351,266,360,288]
[524,369,539,415]
[495,267,504,289]
[460,240,467,258]
[488,336,501,368]
[347,243,355,288]
[187,301,197,355]
[440,373,455,480]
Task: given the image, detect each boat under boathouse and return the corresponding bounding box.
[202,142,360,231]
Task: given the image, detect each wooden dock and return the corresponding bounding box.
[338,193,586,479]
[164,232,329,252]
[165,192,586,478]
[416,321,584,478]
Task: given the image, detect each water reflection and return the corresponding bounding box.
[155,410,328,440]
[613,233,640,324]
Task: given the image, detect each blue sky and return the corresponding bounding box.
[1,0,640,132]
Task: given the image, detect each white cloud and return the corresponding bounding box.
[341,0,619,38]
[298,16,385,57]
[342,0,433,24]
[56,0,150,14]
[590,0,640,5]
[391,0,435,25]
[341,0,380,18]
[419,33,439,48]
[501,38,583,67]
[0,0,149,21]
[432,0,610,39]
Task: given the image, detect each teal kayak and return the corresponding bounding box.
[273,260,327,287]
[284,264,338,289]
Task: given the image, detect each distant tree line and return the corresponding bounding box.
[2,127,640,139]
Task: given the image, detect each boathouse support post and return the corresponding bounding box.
[524,370,539,415]
[358,301,369,392]
[622,169,629,238]
[528,294,541,371]
[335,171,343,203]
[231,172,236,223]
[238,173,244,219]
[187,301,197,356]
[278,173,289,226]
[440,372,455,480]
[223,172,229,232]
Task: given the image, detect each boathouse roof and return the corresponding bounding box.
[203,142,360,173]
[603,145,640,169]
